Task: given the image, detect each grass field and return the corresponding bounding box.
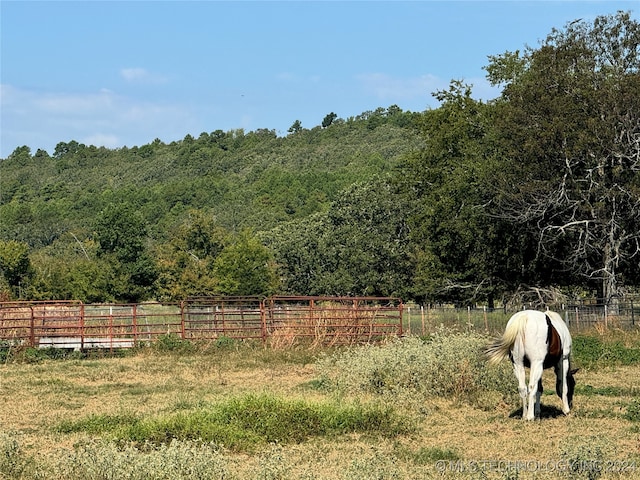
[1,328,640,479]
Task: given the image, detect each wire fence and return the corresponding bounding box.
[403,301,640,336]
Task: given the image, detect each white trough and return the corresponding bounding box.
[38,336,135,350]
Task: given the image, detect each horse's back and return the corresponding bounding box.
[544,310,572,354]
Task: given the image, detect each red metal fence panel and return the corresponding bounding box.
[0,296,404,349]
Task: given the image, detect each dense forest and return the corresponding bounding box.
[1,12,639,307]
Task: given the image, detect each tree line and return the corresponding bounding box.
[1,12,638,307]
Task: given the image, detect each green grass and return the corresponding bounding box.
[55,393,410,452]
[572,335,640,369]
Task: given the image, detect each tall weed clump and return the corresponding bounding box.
[0,433,35,479]
[315,330,516,408]
[49,438,230,480]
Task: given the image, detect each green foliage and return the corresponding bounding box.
[153,334,196,354]
[400,80,510,305]
[572,335,640,369]
[93,203,158,302]
[0,240,33,298]
[316,331,517,408]
[2,12,639,305]
[1,110,420,301]
[54,394,410,452]
[488,12,640,301]
[267,176,414,297]
[625,399,640,422]
[213,229,279,296]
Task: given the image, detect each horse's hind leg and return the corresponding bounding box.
[513,362,528,419]
[527,361,544,421]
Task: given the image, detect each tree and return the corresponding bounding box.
[94,203,158,302]
[155,209,228,301]
[267,177,414,298]
[322,112,337,128]
[212,230,279,296]
[487,11,640,304]
[0,240,33,298]
[400,81,514,306]
[288,120,303,134]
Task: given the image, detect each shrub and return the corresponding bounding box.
[315,330,516,408]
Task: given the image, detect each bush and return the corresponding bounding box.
[315,330,516,408]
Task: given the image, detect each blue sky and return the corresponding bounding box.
[1,1,637,158]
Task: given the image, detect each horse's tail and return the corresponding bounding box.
[486,312,527,366]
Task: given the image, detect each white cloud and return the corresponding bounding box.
[357,73,446,101]
[356,72,501,106]
[82,133,121,149]
[120,67,168,84]
[0,84,196,157]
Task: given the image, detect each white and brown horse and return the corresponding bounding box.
[486,310,577,420]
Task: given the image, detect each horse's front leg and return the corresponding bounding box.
[513,361,528,419]
[527,361,544,421]
[560,357,571,415]
[536,378,543,418]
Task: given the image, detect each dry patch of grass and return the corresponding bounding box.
[1,332,640,479]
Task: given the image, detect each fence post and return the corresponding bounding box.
[132,304,137,345]
[180,301,186,340]
[421,305,425,336]
[260,298,274,345]
[80,303,85,349]
[632,300,635,326]
[29,306,35,348]
[483,306,488,330]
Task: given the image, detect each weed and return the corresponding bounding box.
[560,436,612,480]
[153,333,195,353]
[342,446,401,480]
[624,399,640,422]
[257,443,290,480]
[49,438,230,480]
[315,331,517,408]
[0,433,35,479]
